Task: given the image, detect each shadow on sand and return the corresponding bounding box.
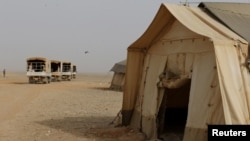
[91,86,123,92]
[10,82,49,85]
[36,116,145,141]
[36,116,113,137]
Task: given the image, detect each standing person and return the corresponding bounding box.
[3,69,5,77]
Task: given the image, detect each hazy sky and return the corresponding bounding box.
[0,0,249,73]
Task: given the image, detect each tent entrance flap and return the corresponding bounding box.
[157,79,191,140]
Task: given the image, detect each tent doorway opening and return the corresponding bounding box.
[157,79,191,140]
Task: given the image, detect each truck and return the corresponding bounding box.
[61,61,72,81]
[26,57,51,84]
[50,59,62,82]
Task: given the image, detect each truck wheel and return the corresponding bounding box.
[48,77,51,83]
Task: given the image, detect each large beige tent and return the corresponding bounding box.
[121,3,250,141]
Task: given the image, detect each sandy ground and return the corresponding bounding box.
[0,72,146,141]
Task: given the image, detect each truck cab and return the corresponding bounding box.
[26,57,51,84]
[51,59,62,82]
[61,61,72,81]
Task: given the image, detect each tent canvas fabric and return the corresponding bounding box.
[110,60,126,91]
[121,3,250,141]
